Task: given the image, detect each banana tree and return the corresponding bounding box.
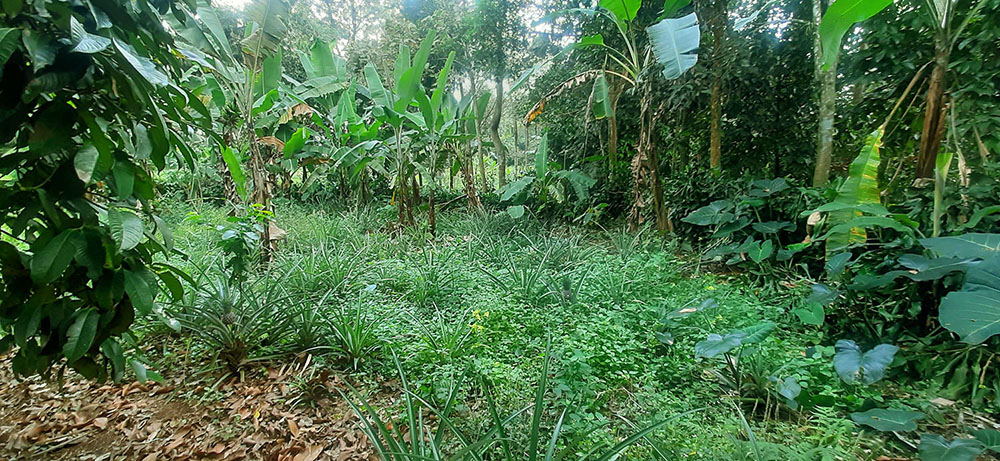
[817,0,988,180]
[497,133,596,219]
[524,0,700,232]
[289,40,381,204]
[363,32,437,226]
[174,0,300,261]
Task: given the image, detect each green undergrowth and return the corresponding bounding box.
[145,200,911,459]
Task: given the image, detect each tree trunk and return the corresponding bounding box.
[916,37,950,180]
[812,0,837,187]
[472,73,489,193]
[608,80,624,165]
[460,143,483,211]
[708,0,727,170]
[629,83,668,233]
[490,75,507,189]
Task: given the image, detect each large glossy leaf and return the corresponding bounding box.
[918,434,984,461]
[30,230,77,284]
[196,5,234,61]
[818,0,892,70]
[64,308,99,363]
[599,0,641,24]
[749,178,790,197]
[113,39,168,87]
[552,170,596,201]
[682,200,735,226]
[791,302,825,326]
[746,240,774,263]
[919,233,1000,259]
[74,143,100,184]
[972,429,1000,452]
[69,16,110,54]
[243,0,289,54]
[124,268,155,315]
[535,132,549,178]
[695,332,746,358]
[0,28,19,67]
[394,31,435,113]
[938,256,1000,344]
[108,208,143,251]
[751,221,794,234]
[282,127,309,159]
[647,13,700,80]
[850,408,924,432]
[499,176,534,202]
[825,128,883,254]
[592,73,613,120]
[221,145,246,199]
[833,340,897,385]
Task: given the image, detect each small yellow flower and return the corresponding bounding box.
[706,285,716,291]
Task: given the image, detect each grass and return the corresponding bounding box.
[150,201,896,459]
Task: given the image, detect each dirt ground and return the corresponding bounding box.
[0,356,381,460]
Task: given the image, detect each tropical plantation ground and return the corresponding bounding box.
[2,0,1000,459]
[1,201,997,459]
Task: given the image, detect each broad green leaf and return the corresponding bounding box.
[695,332,746,359]
[896,255,979,281]
[749,178,790,197]
[283,127,309,159]
[196,5,235,61]
[833,340,897,385]
[394,31,435,113]
[22,29,56,69]
[431,51,455,113]
[69,16,110,54]
[850,409,924,432]
[152,215,173,254]
[592,73,613,120]
[818,0,891,70]
[499,176,534,202]
[919,233,1000,259]
[792,302,825,326]
[777,377,801,409]
[100,338,125,382]
[806,284,840,306]
[108,208,143,251]
[662,0,692,17]
[30,230,77,284]
[535,133,549,178]
[751,221,794,234]
[972,429,1000,452]
[682,200,735,226]
[221,145,246,199]
[364,63,393,109]
[13,302,42,348]
[113,38,168,87]
[956,206,1000,231]
[938,256,1000,345]
[746,240,774,263]
[918,434,984,461]
[826,128,882,255]
[74,143,100,184]
[124,268,156,315]
[0,27,20,67]
[647,13,700,80]
[552,170,596,201]
[739,321,776,345]
[599,0,640,24]
[130,359,149,383]
[825,252,852,277]
[112,161,134,199]
[63,308,99,362]
[506,205,525,219]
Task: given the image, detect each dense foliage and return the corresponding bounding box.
[1,0,999,459]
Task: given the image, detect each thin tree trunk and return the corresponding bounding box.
[608,80,624,165]
[629,83,668,233]
[708,0,727,170]
[812,0,837,187]
[490,74,507,189]
[460,144,483,211]
[472,73,489,193]
[916,37,950,179]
